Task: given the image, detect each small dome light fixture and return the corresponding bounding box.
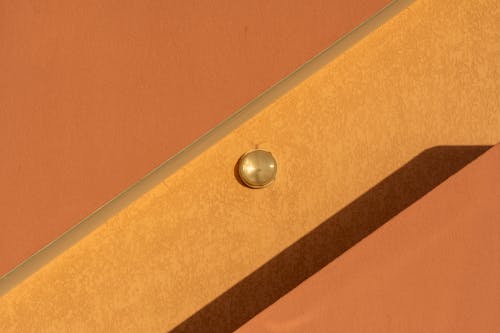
[238,149,277,189]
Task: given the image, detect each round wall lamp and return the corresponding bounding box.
[237,149,277,189]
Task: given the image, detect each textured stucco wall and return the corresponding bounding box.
[1,0,499,331]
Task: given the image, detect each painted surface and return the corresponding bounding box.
[0,0,390,275]
[237,144,500,333]
[1,0,499,331]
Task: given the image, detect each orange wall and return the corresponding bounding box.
[238,145,500,333]
[1,0,499,331]
[0,0,390,275]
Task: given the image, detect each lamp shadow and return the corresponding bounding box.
[170,145,491,333]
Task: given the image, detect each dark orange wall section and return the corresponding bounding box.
[237,145,500,332]
[0,0,391,275]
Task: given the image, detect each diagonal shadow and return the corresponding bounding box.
[170,145,491,333]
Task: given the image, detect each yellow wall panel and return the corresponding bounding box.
[1,0,499,331]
